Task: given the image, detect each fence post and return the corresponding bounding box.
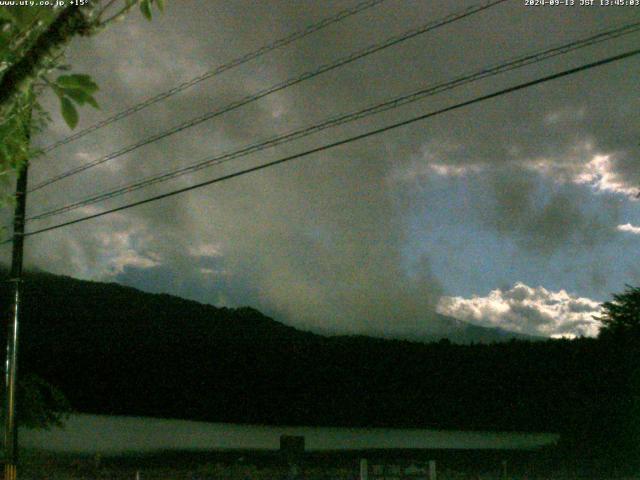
[502,459,508,479]
[359,458,368,480]
[135,470,141,480]
[429,460,436,480]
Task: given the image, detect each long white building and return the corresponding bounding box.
[20,414,559,454]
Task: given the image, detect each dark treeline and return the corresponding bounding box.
[1,271,638,470]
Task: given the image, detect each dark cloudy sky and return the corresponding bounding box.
[6,0,639,339]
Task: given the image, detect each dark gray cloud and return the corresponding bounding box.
[481,168,619,254]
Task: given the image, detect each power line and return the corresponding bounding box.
[29,0,508,193]
[26,20,640,223]
[16,48,640,241]
[37,0,389,154]
[31,0,505,191]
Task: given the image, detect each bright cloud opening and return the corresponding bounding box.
[528,152,639,201]
[437,283,602,338]
[573,155,639,199]
[617,223,640,235]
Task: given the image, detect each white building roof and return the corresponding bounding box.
[20,414,559,454]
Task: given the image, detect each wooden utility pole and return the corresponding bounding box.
[4,150,30,480]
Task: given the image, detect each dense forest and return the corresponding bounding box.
[1,271,638,470]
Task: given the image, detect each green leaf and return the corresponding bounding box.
[0,142,9,163]
[56,74,99,94]
[60,97,78,129]
[60,87,99,110]
[0,39,11,57]
[155,0,165,12]
[140,0,152,20]
[0,10,14,23]
[85,95,99,110]
[2,7,36,28]
[51,85,65,99]
[62,88,88,105]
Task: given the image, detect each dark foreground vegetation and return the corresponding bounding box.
[2,272,639,474]
[16,447,630,480]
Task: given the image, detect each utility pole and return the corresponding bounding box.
[4,137,30,480]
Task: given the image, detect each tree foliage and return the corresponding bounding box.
[596,285,640,339]
[14,374,71,429]
[0,1,165,186]
[0,0,165,430]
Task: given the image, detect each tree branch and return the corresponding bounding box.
[0,5,94,119]
[98,1,138,27]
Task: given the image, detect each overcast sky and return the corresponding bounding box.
[5,0,639,339]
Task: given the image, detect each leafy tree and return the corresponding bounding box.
[0,0,165,429]
[596,285,640,340]
[592,286,640,469]
[14,374,71,429]
[0,0,165,194]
